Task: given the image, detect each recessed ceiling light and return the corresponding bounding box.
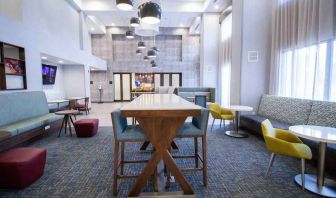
[41,56,48,60]
[180,24,184,27]
[214,5,219,9]
[111,23,115,26]
[90,27,95,31]
[58,60,64,63]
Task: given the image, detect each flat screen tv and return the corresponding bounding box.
[42,64,57,85]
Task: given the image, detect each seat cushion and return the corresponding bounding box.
[0,117,46,135]
[117,125,147,141]
[177,123,203,137]
[38,113,63,125]
[0,147,46,189]
[240,115,290,135]
[74,104,86,109]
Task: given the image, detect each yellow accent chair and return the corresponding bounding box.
[209,103,234,131]
[261,119,312,190]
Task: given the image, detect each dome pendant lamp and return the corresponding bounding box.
[138,41,146,49]
[136,49,142,55]
[130,17,140,27]
[147,49,156,58]
[125,30,134,39]
[138,2,161,24]
[116,0,133,11]
[144,56,149,61]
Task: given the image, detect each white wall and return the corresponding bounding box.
[0,0,106,93]
[240,0,272,112]
[200,13,220,91]
[63,65,86,98]
[231,0,273,111]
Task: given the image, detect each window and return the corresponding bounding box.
[278,40,335,101]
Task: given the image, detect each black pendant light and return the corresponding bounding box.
[138,2,161,24]
[130,17,140,27]
[151,46,159,53]
[138,41,146,49]
[116,0,133,11]
[150,60,155,65]
[125,30,134,39]
[147,49,156,58]
[151,63,158,68]
[136,49,142,55]
[144,56,149,61]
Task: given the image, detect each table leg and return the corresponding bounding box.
[225,111,248,138]
[140,141,179,151]
[294,142,336,197]
[64,115,68,135]
[68,116,72,137]
[58,116,66,137]
[128,116,194,197]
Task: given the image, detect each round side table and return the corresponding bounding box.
[55,110,79,137]
[223,105,253,138]
[289,125,336,197]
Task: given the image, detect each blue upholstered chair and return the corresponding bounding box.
[195,95,207,108]
[175,108,210,186]
[111,109,148,196]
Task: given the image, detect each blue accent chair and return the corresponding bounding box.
[195,95,207,108]
[111,109,149,196]
[175,108,209,186]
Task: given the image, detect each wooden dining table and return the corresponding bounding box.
[120,94,201,197]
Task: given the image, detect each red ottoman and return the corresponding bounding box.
[74,119,99,137]
[0,147,46,189]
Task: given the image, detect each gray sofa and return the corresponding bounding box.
[175,87,215,103]
[0,91,63,151]
[240,95,336,175]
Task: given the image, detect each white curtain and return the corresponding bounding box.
[218,13,232,106]
[270,0,336,101]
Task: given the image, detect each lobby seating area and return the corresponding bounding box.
[0,0,335,197]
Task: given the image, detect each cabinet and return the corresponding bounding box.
[0,42,27,90]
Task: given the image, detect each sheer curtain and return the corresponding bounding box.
[270,0,336,101]
[218,12,232,106]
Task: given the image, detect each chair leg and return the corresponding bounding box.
[113,142,119,196]
[211,119,215,131]
[194,137,199,168]
[301,159,305,190]
[120,142,125,175]
[265,153,276,177]
[202,135,207,186]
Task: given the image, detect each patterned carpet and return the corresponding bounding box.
[0,125,319,198]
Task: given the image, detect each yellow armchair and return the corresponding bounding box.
[261,119,312,190]
[209,103,234,131]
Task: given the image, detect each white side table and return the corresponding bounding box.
[289,125,336,197]
[223,105,253,138]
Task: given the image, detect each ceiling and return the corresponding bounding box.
[68,0,231,32]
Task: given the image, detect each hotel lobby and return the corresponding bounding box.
[0,0,335,197]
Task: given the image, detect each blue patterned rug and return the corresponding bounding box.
[0,126,319,197]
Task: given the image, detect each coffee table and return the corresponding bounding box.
[289,125,336,197]
[55,110,79,137]
[222,105,253,138]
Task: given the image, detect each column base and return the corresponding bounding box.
[295,174,336,197]
[225,131,248,138]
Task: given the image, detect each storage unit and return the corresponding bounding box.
[0,42,27,90]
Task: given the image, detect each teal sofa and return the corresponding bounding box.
[0,91,63,150]
[175,87,216,103]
